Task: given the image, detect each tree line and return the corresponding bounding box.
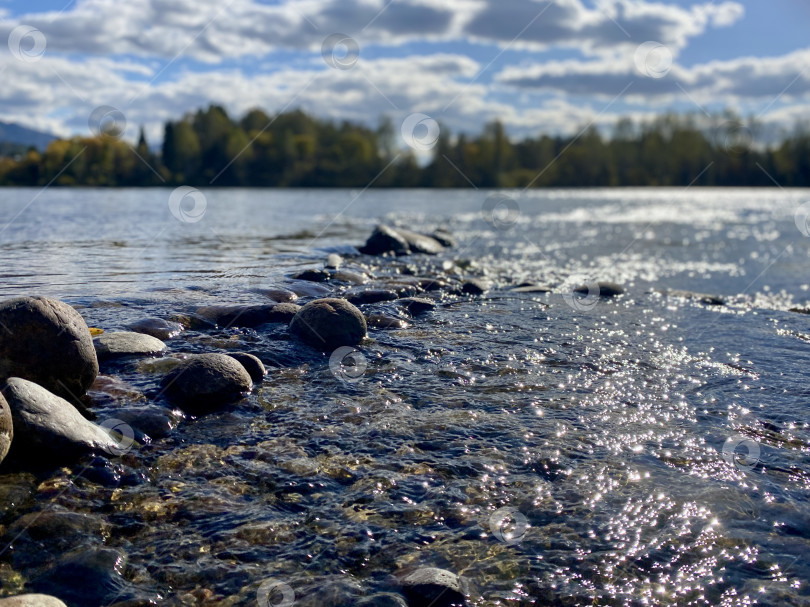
[0,105,808,188]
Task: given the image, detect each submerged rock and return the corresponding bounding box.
[2,377,119,464]
[228,352,267,382]
[0,596,68,607]
[398,297,437,315]
[366,314,410,330]
[573,281,625,298]
[257,287,299,303]
[0,296,99,399]
[399,568,468,607]
[94,332,167,360]
[292,269,331,282]
[462,278,490,295]
[289,298,367,351]
[660,289,725,306]
[161,353,253,413]
[395,228,445,255]
[195,303,300,327]
[360,225,410,256]
[0,392,12,465]
[284,280,333,298]
[126,318,185,340]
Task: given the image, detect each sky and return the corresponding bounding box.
[0,0,808,147]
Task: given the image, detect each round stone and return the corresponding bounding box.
[289,298,367,351]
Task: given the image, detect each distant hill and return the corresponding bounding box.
[0,121,56,152]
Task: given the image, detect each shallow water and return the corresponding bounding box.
[1,187,809,606]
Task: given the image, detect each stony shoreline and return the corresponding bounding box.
[0,223,774,607]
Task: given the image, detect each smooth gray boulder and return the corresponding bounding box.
[399,568,468,607]
[161,353,253,413]
[289,298,367,351]
[0,296,98,399]
[228,352,267,382]
[126,318,185,340]
[0,595,68,607]
[0,392,12,465]
[2,377,119,463]
[94,332,167,360]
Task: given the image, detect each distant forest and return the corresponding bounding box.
[1,105,808,188]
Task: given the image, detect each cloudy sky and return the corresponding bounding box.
[0,0,808,145]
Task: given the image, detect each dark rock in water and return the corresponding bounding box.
[395,228,445,255]
[30,547,148,607]
[0,596,68,607]
[292,269,331,282]
[384,283,421,297]
[462,279,490,295]
[399,568,468,607]
[661,289,725,306]
[228,352,267,382]
[161,353,253,413]
[2,378,120,464]
[347,289,399,305]
[367,314,410,330]
[4,511,108,569]
[285,280,333,298]
[325,253,343,269]
[398,297,436,315]
[195,303,300,327]
[114,406,177,440]
[94,332,167,360]
[511,283,553,294]
[289,298,367,351]
[0,296,99,400]
[789,306,810,314]
[167,313,216,331]
[257,287,299,303]
[330,269,369,285]
[574,281,625,297]
[360,225,411,256]
[431,229,456,248]
[126,317,184,340]
[0,392,12,465]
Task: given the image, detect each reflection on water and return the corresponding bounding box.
[0,187,809,606]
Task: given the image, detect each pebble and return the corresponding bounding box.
[431,229,456,247]
[0,296,99,400]
[347,289,400,305]
[284,280,333,298]
[330,269,369,285]
[256,287,299,303]
[289,298,367,351]
[228,352,267,382]
[1,377,121,465]
[292,269,331,282]
[325,253,343,269]
[94,332,167,360]
[0,596,68,607]
[397,297,437,315]
[510,283,553,293]
[360,225,411,256]
[399,568,468,607]
[661,289,725,306]
[195,303,300,327]
[161,353,253,413]
[462,278,490,295]
[126,318,185,340]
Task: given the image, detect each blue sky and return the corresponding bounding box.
[0,0,808,146]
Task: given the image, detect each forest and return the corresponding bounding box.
[0,105,808,188]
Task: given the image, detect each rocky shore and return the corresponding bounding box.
[0,223,763,607]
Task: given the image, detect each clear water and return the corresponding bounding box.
[0,187,809,606]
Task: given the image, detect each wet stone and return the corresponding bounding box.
[292,269,331,282]
[0,392,12,465]
[125,318,185,340]
[0,596,69,607]
[0,296,99,400]
[289,298,367,351]
[399,568,468,607]
[661,289,725,306]
[367,314,410,330]
[94,332,167,360]
[4,511,108,569]
[228,352,267,382]
[347,289,400,305]
[160,353,253,413]
[461,278,490,295]
[256,287,299,303]
[397,297,436,315]
[574,281,625,297]
[195,303,300,327]
[284,280,334,298]
[510,283,553,294]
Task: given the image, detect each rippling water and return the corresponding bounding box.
[1,187,809,607]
